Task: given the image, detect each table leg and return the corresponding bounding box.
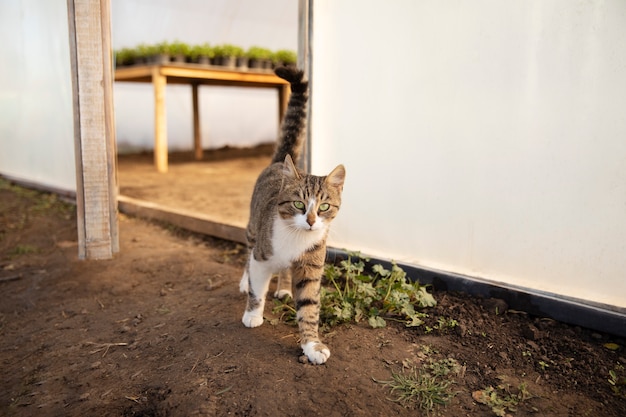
[192,83,202,160]
[152,67,168,173]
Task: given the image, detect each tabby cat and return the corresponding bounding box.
[239,66,345,365]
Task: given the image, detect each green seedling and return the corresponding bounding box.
[272,253,436,330]
[472,382,533,416]
[375,358,459,414]
[608,364,626,398]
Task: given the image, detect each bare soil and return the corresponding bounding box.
[116,145,275,228]
[1,151,625,416]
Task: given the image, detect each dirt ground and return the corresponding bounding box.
[1,152,626,416]
[116,145,275,229]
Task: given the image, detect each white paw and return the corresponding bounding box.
[242,311,264,328]
[274,289,293,299]
[239,272,249,293]
[302,341,330,365]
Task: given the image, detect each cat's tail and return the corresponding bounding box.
[272,66,309,164]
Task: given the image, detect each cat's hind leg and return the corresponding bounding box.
[239,269,249,293]
[242,256,273,328]
[274,268,293,299]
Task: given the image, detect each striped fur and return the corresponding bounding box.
[239,67,345,365]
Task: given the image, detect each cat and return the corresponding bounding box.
[239,66,345,365]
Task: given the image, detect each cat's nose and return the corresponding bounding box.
[306,214,316,227]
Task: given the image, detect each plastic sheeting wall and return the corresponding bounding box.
[310,1,626,309]
[0,0,297,192]
[0,0,75,192]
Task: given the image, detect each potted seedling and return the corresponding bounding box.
[135,43,155,65]
[152,41,171,65]
[189,43,214,65]
[115,47,136,67]
[236,49,249,70]
[246,46,273,70]
[272,49,297,68]
[169,40,190,63]
[213,44,244,68]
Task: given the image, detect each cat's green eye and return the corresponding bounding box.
[319,203,330,212]
[293,201,306,210]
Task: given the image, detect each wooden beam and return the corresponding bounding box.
[298,0,311,172]
[100,0,118,254]
[118,195,246,244]
[152,67,168,173]
[115,65,289,88]
[192,83,202,160]
[67,0,118,259]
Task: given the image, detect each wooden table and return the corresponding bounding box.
[114,64,290,173]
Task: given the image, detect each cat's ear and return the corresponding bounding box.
[282,154,301,180]
[326,164,346,190]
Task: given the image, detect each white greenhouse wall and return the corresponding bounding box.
[0,0,297,192]
[310,0,626,309]
[0,0,75,192]
[111,0,298,153]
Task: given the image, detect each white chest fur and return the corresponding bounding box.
[269,215,326,270]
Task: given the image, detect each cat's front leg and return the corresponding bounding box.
[241,256,273,328]
[302,340,330,365]
[292,247,330,364]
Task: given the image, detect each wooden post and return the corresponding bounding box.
[192,83,203,160]
[67,0,118,260]
[152,67,168,173]
[298,0,311,172]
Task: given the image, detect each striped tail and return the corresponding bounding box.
[272,67,309,164]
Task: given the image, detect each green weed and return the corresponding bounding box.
[425,316,459,334]
[0,179,74,219]
[320,253,436,329]
[272,253,436,330]
[9,244,38,257]
[375,358,459,413]
[608,364,626,398]
[272,295,297,325]
[472,381,533,416]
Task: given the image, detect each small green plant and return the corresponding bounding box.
[115,47,136,66]
[189,43,214,61]
[608,364,626,398]
[214,44,244,58]
[272,295,297,325]
[168,40,190,57]
[375,358,458,413]
[246,46,273,60]
[472,382,532,416]
[10,244,38,257]
[425,316,459,334]
[272,253,436,330]
[272,49,297,65]
[426,357,462,378]
[136,43,157,60]
[320,253,436,329]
